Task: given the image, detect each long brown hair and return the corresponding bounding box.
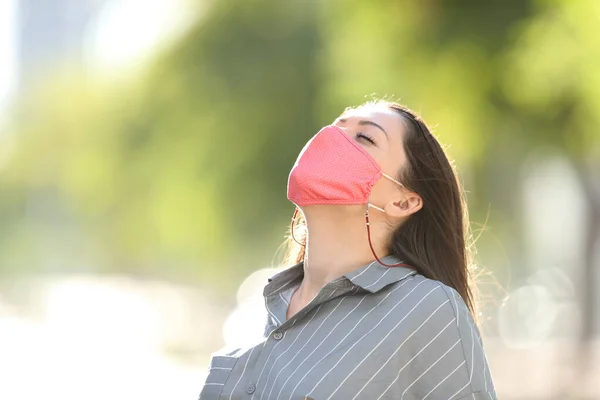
[282,101,477,316]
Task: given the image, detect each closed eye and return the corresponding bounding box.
[356,132,376,145]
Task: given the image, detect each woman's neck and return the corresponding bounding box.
[295,205,389,302]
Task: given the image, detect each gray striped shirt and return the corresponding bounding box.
[199,256,497,400]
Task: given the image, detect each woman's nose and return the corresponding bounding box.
[333,123,352,137]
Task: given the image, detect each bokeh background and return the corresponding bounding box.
[0,0,599,399]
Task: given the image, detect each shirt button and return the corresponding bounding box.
[273,331,284,340]
[246,384,256,394]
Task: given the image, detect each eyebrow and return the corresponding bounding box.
[338,118,389,140]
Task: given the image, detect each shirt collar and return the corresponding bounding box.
[343,255,417,293]
[264,255,417,296]
[264,262,304,297]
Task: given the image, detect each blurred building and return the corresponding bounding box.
[16,0,107,91]
[13,0,194,92]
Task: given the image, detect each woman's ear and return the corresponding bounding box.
[385,192,422,218]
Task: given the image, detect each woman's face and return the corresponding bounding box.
[333,103,410,212]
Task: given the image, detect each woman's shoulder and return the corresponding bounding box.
[385,273,476,333]
[381,275,495,398]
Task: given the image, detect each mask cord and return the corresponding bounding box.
[290,208,304,246]
[365,206,414,269]
[291,206,414,269]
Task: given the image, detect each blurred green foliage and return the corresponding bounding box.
[0,0,598,294]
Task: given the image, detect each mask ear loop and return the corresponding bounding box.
[365,205,414,269]
[290,208,305,246]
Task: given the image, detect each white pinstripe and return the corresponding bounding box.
[328,292,447,400]
[265,296,282,327]
[273,278,299,293]
[483,349,488,392]
[265,279,299,327]
[250,320,298,400]
[279,292,290,307]
[350,260,379,280]
[362,267,391,288]
[270,292,353,400]
[280,288,363,400]
[421,360,466,399]
[203,272,496,400]
[485,354,494,391]
[254,315,317,400]
[445,285,493,400]
[400,339,463,399]
[284,281,412,400]
[469,316,475,382]
[359,316,456,400]
[450,288,484,346]
[284,281,414,393]
[306,280,430,397]
[450,289,460,328]
[480,331,493,392]
[447,377,471,398]
[446,316,477,399]
[258,290,338,400]
[479,320,493,393]
[291,278,418,397]
[228,345,257,400]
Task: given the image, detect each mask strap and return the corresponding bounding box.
[364,205,414,269]
[367,203,385,213]
[381,172,405,188]
[290,208,304,246]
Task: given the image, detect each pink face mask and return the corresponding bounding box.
[287,125,403,209]
[287,125,413,269]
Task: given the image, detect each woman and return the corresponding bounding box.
[199,101,497,400]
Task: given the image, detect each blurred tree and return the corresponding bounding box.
[500,0,600,390]
[0,0,325,290]
[0,0,598,322]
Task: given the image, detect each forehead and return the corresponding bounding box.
[340,104,406,137]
